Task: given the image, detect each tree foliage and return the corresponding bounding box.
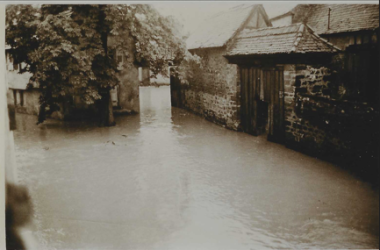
[6,4,192,125]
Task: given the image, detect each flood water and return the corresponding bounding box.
[14,86,379,249]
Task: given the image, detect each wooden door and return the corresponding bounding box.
[240,67,260,135]
[241,66,284,140]
[262,67,285,142]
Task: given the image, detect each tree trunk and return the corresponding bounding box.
[107,91,115,126]
[97,6,115,127]
[98,89,115,127]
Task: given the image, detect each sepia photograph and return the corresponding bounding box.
[1,1,379,249]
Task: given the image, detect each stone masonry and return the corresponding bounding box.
[173,48,241,130]
[283,63,378,168]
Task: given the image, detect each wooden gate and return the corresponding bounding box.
[240,67,260,135]
[240,66,285,141]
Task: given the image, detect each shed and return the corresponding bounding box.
[224,23,340,141]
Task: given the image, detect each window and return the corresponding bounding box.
[14,62,19,71]
[116,50,124,68]
[117,55,123,64]
[6,51,14,71]
[138,67,142,82]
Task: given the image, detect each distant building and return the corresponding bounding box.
[5,46,41,117]
[5,36,142,119]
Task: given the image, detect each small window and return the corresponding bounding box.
[13,63,19,71]
[355,35,362,45]
[116,50,124,66]
[138,67,142,82]
[363,34,370,44]
[6,52,14,71]
[371,32,378,44]
[117,55,123,64]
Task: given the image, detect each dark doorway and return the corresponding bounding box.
[257,100,269,135]
[240,66,285,142]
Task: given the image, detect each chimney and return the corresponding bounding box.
[328,8,331,30]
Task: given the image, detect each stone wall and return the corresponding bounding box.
[283,63,378,169]
[172,48,240,130]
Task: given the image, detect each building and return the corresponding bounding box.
[5,46,41,117]
[172,4,379,169]
[171,4,272,130]
[5,37,141,120]
[270,4,379,105]
[265,4,379,166]
[270,4,379,51]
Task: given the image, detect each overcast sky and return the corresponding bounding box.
[151,2,298,35]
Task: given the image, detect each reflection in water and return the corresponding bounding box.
[14,86,379,249]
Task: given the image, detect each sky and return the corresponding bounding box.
[151,2,298,35]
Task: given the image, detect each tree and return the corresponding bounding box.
[6,4,188,126]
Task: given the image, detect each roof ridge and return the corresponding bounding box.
[291,23,304,52]
[240,30,298,40]
[238,23,302,39]
[254,22,300,32]
[224,5,260,47]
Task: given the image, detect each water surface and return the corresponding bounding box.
[14,86,379,249]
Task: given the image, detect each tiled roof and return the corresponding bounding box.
[186,4,261,50]
[292,4,379,34]
[226,23,340,56]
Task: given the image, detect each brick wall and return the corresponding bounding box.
[173,47,241,130]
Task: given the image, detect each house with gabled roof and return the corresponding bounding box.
[171,4,272,130]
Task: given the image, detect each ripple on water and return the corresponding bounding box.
[12,86,379,250]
